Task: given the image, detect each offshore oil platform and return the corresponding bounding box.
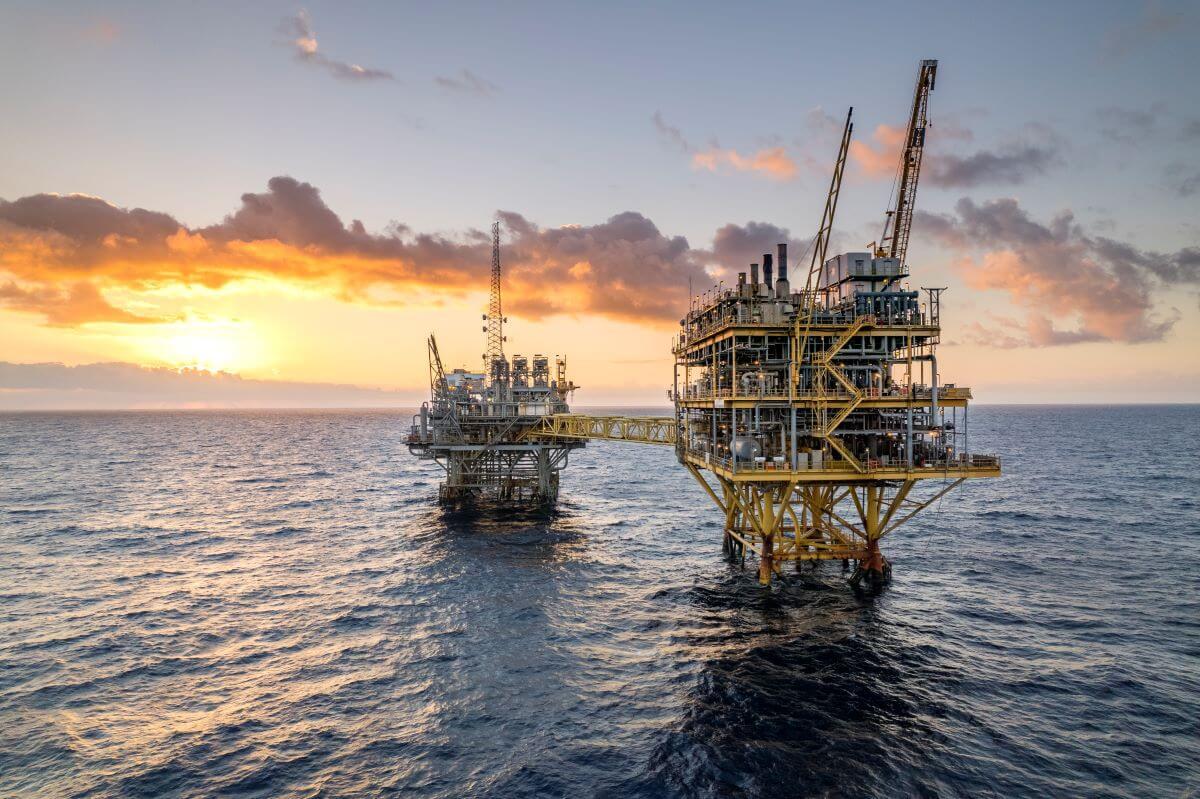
[407,223,584,503]
[408,59,1000,588]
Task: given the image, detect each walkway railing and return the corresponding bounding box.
[525,414,677,445]
[674,386,972,402]
[686,450,1001,475]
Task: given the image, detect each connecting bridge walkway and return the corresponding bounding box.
[525,413,677,445]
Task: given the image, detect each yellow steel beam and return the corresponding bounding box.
[881,478,964,536]
[685,462,727,515]
[877,479,916,532]
[526,414,676,445]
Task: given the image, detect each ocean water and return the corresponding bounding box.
[1,405,1197,798]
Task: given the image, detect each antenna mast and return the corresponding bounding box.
[485,221,505,362]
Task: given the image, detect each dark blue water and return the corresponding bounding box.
[1,406,1197,798]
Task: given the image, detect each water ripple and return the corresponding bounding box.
[0,406,1197,798]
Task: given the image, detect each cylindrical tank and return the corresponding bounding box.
[732,436,761,461]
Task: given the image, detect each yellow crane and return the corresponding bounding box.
[876,59,937,266]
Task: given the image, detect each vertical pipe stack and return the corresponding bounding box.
[776,242,789,298]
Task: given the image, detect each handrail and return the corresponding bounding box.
[677,308,932,348]
[672,386,971,402]
[524,414,676,445]
[685,451,1000,474]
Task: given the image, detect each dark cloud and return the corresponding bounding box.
[652,111,692,153]
[496,210,704,322]
[1095,104,1164,144]
[281,10,393,82]
[204,177,364,250]
[434,69,499,97]
[1165,163,1200,197]
[925,144,1059,188]
[709,222,809,277]
[0,192,179,244]
[853,122,1060,188]
[915,197,1195,346]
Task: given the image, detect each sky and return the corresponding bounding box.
[1,0,1198,407]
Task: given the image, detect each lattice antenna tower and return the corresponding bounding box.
[484,221,506,365]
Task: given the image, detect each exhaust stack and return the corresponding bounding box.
[776,242,789,298]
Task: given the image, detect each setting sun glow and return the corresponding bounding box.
[148,320,265,374]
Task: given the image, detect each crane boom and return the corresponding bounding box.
[804,106,854,309]
[878,59,937,267]
[428,334,447,396]
[793,107,854,386]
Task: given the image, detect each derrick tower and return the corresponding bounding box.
[672,59,1000,587]
[407,223,582,504]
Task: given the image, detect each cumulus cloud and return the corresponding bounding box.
[850,123,1059,187]
[281,10,393,82]
[925,144,1059,188]
[709,221,810,277]
[434,69,499,97]
[916,197,1196,346]
[0,177,736,327]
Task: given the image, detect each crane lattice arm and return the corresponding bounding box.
[428,334,447,397]
[877,59,937,267]
[803,106,854,311]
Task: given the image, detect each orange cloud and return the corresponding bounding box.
[692,146,798,180]
[0,281,165,326]
[918,197,1195,345]
[0,178,722,328]
[848,124,904,178]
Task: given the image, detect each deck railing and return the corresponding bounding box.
[687,450,1000,475]
[673,386,972,402]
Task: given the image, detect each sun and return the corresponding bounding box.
[146,319,265,374]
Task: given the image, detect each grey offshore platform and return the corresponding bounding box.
[407,223,582,503]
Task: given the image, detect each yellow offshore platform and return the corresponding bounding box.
[422,59,1000,588]
[672,60,998,587]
